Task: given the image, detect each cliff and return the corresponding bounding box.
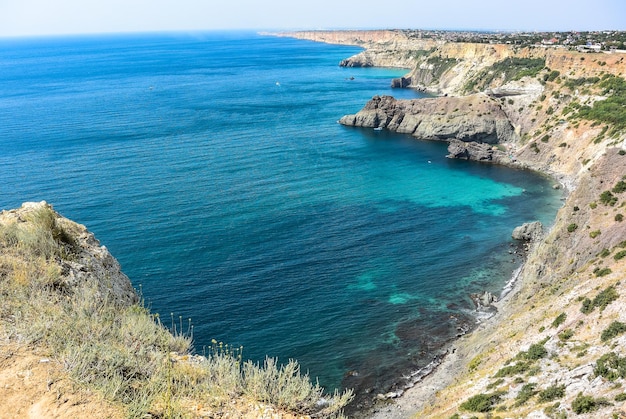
[289,30,626,418]
[0,202,352,418]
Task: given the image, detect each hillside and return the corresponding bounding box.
[0,202,352,418]
[289,30,626,418]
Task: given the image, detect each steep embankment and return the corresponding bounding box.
[0,202,352,418]
[290,31,626,418]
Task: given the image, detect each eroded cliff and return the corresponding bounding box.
[288,30,626,418]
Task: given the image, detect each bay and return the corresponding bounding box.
[0,31,562,399]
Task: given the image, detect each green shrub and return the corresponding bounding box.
[594,352,626,381]
[616,214,624,222]
[486,378,505,390]
[460,392,504,412]
[495,361,531,377]
[590,201,598,209]
[590,230,601,239]
[581,297,593,314]
[594,286,619,310]
[613,181,626,193]
[567,223,578,232]
[594,267,612,277]
[552,312,567,328]
[515,383,538,406]
[524,343,548,361]
[599,248,611,258]
[600,190,618,206]
[571,393,611,414]
[615,393,626,402]
[601,321,626,342]
[614,250,626,260]
[581,286,619,314]
[538,384,566,403]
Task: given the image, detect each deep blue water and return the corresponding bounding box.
[0,32,562,400]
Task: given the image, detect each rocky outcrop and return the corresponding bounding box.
[511,221,544,241]
[0,201,138,306]
[339,94,518,144]
[470,291,498,312]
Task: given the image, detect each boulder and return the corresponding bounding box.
[470,291,498,312]
[512,221,543,241]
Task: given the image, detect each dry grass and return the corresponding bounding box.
[0,203,352,418]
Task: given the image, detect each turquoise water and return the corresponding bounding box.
[0,32,562,403]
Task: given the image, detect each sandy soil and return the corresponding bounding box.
[0,341,122,419]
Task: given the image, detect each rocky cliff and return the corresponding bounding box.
[0,202,352,418]
[288,30,626,418]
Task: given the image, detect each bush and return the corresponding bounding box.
[552,312,567,328]
[525,343,548,360]
[515,383,538,406]
[594,352,626,381]
[571,393,611,414]
[601,321,626,342]
[615,393,626,402]
[616,214,624,222]
[567,223,578,232]
[581,286,619,314]
[594,267,612,277]
[460,392,504,412]
[495,361,531,377]
[581,298,593,314]
[589,230,601,239]
[613,181,626,193]
[614,250,626,260]
[594,286,619,310]
[538,384,566,403]
[600,190,618,206]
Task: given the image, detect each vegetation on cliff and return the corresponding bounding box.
[306,29,626,418]
[0,203,352,418]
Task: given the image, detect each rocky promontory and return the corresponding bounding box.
[339,94,517,144]
[288,29,626,419]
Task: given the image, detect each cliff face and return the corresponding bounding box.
[339,94,517,144]
[287,30,626,418]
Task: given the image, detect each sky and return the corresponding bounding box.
[0,0,624,38]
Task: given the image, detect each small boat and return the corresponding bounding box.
[373,127,383,131]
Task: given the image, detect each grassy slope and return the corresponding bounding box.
[405,44,626,418]
[0,203,352,418]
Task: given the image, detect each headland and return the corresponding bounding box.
[283,29,626,418]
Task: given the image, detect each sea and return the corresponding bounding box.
[0,31,563,406]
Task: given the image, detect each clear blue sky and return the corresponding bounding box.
[1,0,624,37]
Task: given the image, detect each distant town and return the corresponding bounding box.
[400,29,626,52]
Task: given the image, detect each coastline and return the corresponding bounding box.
[361,247,537,418]
[280,31,580,417]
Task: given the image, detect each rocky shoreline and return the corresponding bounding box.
[281,30,626,418]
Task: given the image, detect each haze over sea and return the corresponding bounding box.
[0,32,562,398]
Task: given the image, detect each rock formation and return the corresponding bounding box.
[512,221,544,241]
[339,94,517,144]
